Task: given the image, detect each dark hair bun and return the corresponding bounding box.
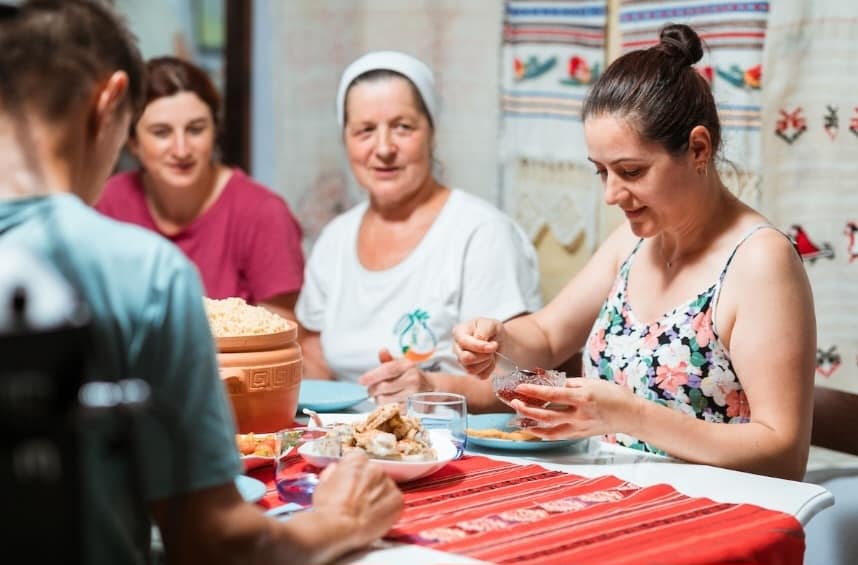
[658,23,703,67]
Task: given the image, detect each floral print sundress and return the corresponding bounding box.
[582,225,777,455]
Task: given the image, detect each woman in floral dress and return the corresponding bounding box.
[453,24,815,481]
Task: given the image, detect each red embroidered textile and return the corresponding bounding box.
[250,455,804,565]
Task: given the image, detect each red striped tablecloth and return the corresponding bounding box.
[249,455,804,565]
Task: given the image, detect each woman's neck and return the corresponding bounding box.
[0,115,79,199]
[657,178,740,269]
[358,178,449,270]
[142,162,228,234]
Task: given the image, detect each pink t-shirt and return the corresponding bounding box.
[96,169,304,303]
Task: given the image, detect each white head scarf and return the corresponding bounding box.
[336,50,438,129]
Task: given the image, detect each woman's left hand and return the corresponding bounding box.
[358,348,434,406]
[510,378,642,439]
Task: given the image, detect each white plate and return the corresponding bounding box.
[466,413,588,452]
[239,428,329,470]
[297,429,457,483]
[241,454,274,471]
[235,475,266,503]
[238,432,277,470]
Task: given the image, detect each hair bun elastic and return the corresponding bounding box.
[658,23,704,67]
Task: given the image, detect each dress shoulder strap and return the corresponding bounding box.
[619,238,645,280]
[711,223,791,329]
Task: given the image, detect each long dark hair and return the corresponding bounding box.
[582,23,720,158]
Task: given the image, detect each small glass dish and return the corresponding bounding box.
[274,427,331,506]
[492,367,566,427]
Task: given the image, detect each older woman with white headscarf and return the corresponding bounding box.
[296,50,542,412]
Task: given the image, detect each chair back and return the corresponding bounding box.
[812,386,858,456]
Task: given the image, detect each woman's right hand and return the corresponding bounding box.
[359,348,432,406]
[312,451,403,549]
[452,318,505,379]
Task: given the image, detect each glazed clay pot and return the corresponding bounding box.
[216,321,301,433]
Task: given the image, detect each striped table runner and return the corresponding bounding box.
[252,455,804,564]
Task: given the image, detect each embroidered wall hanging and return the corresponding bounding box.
[500,1,609,249]
[761,0,858,394]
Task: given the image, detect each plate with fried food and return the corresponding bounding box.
[236,432,278,470]
[298,403,457,483]
[466,413,588,452]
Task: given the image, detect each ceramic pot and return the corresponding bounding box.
[217,321,301,433]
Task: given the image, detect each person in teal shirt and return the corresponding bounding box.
[0,2,402,564]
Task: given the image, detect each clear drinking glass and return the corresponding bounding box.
[274,427,327,507]
[407,392,467,458]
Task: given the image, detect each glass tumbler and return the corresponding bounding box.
[274,427,327,507]
[407,392,467,458]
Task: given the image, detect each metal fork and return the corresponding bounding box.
[265,503,312,520]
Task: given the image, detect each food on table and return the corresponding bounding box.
[493,366,566,407]
[236,432,277,457]
[203,296,290,337]
[466,427,540,441]
[314,403,437,461]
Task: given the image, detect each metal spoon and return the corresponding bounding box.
[493,351,550,413]
[495,351,537,377]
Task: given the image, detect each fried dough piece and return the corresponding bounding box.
[355,403,401,433]
[466,427,540,441]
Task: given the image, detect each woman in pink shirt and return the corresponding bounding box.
[97,56,304,321]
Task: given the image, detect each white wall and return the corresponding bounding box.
[250,0,502,248]
[251,0,276,188]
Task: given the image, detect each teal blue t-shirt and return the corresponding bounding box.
[0,194,241,563]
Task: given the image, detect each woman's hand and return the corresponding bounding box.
[358,348,433,405]
[510,378,643,439]
[312,451,403,549]
[452,318,505,379]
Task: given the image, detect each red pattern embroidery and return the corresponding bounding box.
[816,346,841,379]
[458,517,510,533]
[775,107,807,144]
[538,498,588,512]
[578,490,626,503]
[417,527,468,543]
[824,105,839,141]
[845,221,858,262]
[789,224,835,263]
[498,508,550,523]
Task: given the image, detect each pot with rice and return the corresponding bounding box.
[204,297,302,433]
